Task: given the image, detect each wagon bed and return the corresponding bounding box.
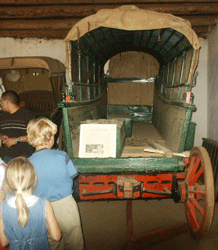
[122,123,166,158]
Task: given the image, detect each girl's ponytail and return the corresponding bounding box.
[15,192,29,227]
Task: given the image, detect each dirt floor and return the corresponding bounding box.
[78,199,218,250]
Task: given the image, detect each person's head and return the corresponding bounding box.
[1,90,20,105]
[4,156,37,227]
[27,117,57,148]
[1,90,20,112]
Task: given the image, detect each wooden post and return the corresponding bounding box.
[126,200,133,250]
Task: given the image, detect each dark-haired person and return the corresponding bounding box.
[0,91,35,163]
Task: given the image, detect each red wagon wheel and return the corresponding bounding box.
[182,146,215,239]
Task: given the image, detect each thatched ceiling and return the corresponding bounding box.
[0,0,217,39]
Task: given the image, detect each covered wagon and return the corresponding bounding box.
[59,5,214,240]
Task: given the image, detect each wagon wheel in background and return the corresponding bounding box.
[179,146,215,239]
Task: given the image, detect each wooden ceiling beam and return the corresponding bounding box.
[1,0,218,4]
[181,15,217,27]
[193,26,210,33]
[1,3,218,19]
[0,18,81,30]
[0,26,210,39]
[193,26,210,38]
[0,1,216,39]
[0,16,216,30]
[0,30,69,39]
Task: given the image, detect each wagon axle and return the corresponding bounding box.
[81,176,173,199]
[79,175,204,201]
[177,181,205,203]
[79,174,177,200]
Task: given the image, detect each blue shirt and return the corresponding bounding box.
[29,149,78,202]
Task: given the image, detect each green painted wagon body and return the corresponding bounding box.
[60,5,199,172]
[58,5,214,239]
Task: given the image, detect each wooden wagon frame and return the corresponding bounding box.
[58,5,215,240]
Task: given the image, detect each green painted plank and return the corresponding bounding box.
[72,156,185,173]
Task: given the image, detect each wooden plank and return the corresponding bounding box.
[121,146,165,158]
[1,3,218,19]
[193,26,210,33]
[126,200,133,250]
[0,16,215,30]
[192,26,210,38]
[0,18,80,30]
[0,29,69,39]
[122,123,166,157]
[0,28,207,39]
[147,140,173,158]
[181,15,217,27]
[131,123,165,143]
[130,222,188,248]
[1,0,218,4]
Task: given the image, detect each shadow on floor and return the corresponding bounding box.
[78,199,218,250]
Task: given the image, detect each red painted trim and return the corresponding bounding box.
[79,173,176,200]
[180,182,186,203]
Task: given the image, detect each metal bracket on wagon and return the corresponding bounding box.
[81,177,142,199]
[117,177,141,199]
[82,185,116,196]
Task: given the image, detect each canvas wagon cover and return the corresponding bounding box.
[65,5,200,50]
[0,57,65,77]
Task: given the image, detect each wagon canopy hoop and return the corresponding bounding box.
[65,5,200,67]
[0,57,66,78]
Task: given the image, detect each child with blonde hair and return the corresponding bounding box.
[0,157,61,249]
[27,117,84,250]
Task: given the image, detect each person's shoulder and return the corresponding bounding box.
[0,111,8,120]
[31,149,66,157]
[51,150,73,164]
[17,107,28,112]
[52,149,68,157]
[19,107,35,116]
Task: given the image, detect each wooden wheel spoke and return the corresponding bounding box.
[187,156,201,183]
[189,165,204,186]
[186,201,200,230]
[189,186,205,201]
[189,187,205,195]
[190,197,205,216]
[196,184,205,201]
[186,156,196,181]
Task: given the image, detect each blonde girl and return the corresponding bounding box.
[0,157,61,249]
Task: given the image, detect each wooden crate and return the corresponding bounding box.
[79,119,125,158]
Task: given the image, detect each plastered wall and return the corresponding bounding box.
[0,38,66,64]
[0,37,209,146]
[207,24,218,142]
[192,38,208,146]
